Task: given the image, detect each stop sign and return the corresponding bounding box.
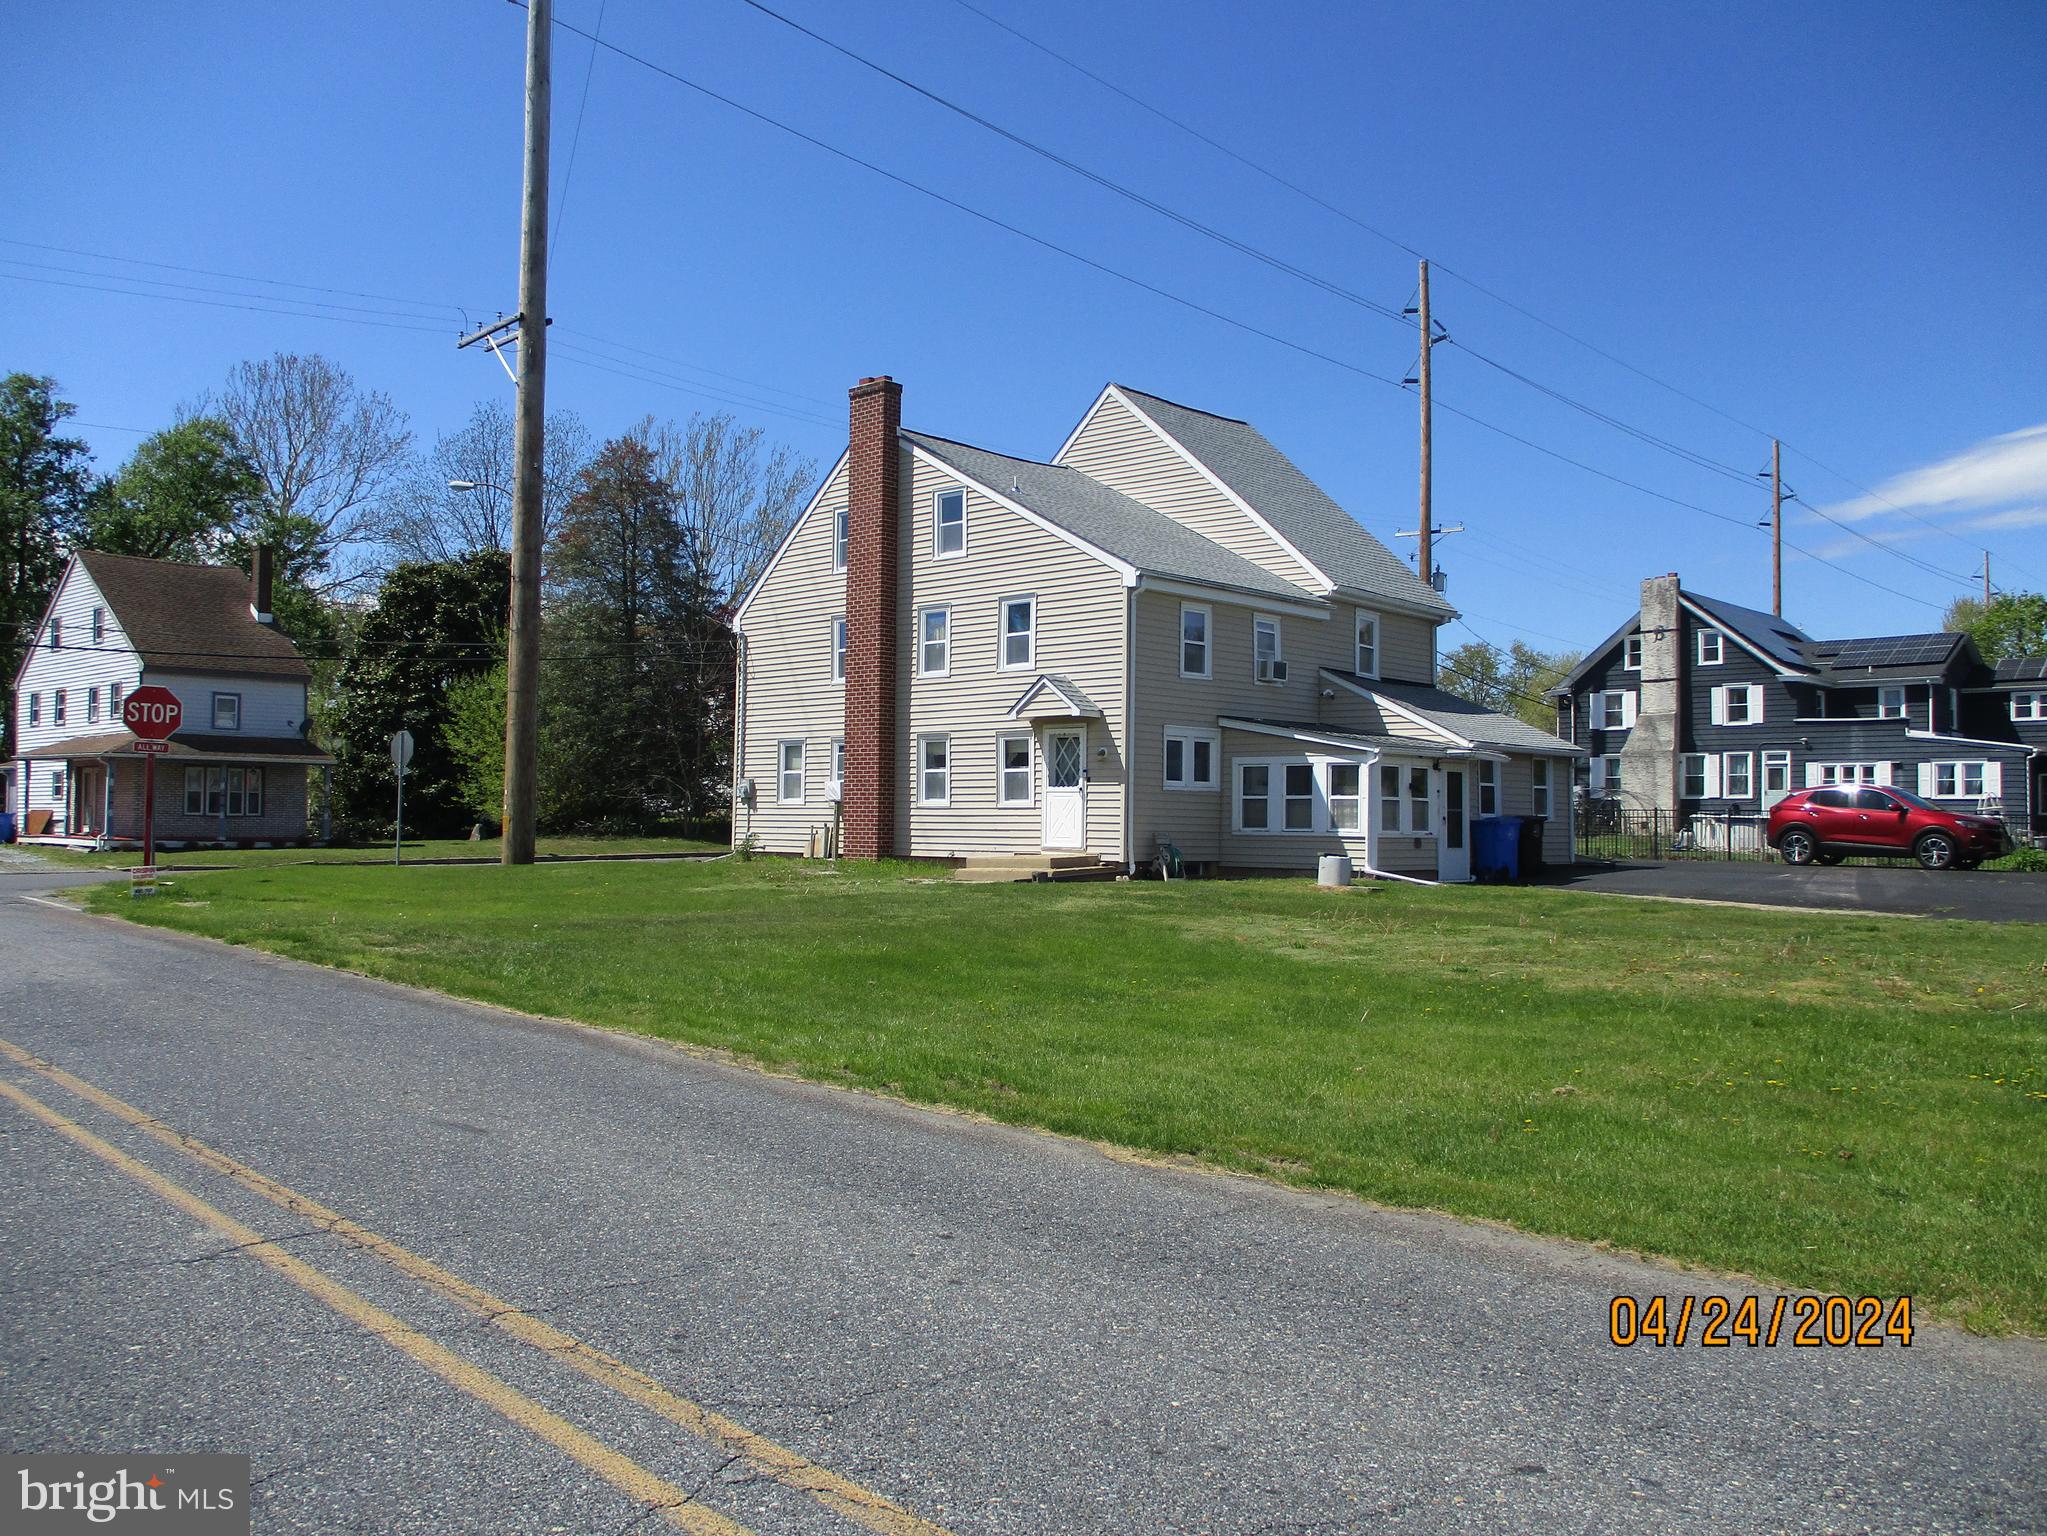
[123,685,183,741]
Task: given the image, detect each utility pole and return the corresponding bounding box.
[503,0,551,867]
[1770,438,1783,617]
[1416,258,1434,591]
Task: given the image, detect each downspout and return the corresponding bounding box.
[1123,585,1135,876]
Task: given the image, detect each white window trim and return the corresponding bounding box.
[832,503,848,573]
[1622,634,1643,672]
[999,594,1037,672]
[1162,725,1220,792]
[1252,614,1284,684]
[1681,753,1709,800]
[830,615,847,682]
[1476,759,1498,817]
[997,733,1034,807]
[916,605,951,679]
[1877,686,1906,720]
[1375,761,1436,836]
[933,486,968,560]
[1924,759,1995,800]
[2013,691,2047,721]
[1354,609,1380,680]
[1761,750,1792,793]
[1178,602,1211,680]
[776,740,805,805]
[212,691,241,732]
[1721,750,1754,800]
[1531,759,1552,819]
[830,737,845,799]
[1710,683,1764,727]
[1697,629,1725,665]
[1233,756,1330,835]
[917,734,952,806]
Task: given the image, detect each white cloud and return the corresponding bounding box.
[1964,504,2047,532]
[1816,423,2047,525]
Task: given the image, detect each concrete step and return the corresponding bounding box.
[953,854,1116,883]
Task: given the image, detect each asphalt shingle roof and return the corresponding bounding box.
[1329,673,1582,755]
[1683,591,1814,673]
[904,431,1314,603]
[1112,387,1454,616]
[78,550,311,679]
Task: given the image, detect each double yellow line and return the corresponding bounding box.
[0,1037,955,1536]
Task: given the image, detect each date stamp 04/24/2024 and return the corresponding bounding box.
[1609,1294,1914,1348]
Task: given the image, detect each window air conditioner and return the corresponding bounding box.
[826,778,843,803]
[1257,658,1288,683]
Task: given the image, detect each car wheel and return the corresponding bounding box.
[1779,828,1817,865]
[1914,831,1958,871]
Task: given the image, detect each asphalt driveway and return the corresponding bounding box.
[1544,858,2047,921]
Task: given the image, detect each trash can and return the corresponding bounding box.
[1472,816,1522,882]
[1517,816,1545,879]
[0,811,13,844]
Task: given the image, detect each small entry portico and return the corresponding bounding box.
[1007,673,1104,855]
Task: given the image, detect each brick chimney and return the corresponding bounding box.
[842,377,902,859]
[249,545,275,624]
[1618,572,1683,815]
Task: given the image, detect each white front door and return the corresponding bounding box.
[1762,750,1794,810]
[1437,765,1472,882]
[1042,727,1086,850]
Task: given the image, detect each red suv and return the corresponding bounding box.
[1768,785,2010,870]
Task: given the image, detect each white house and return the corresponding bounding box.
[731,378,1580,879]
[10,549,333,848]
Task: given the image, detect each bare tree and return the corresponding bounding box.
[208,353,411,591]
[638,412,813,603]
[378,398,593,566]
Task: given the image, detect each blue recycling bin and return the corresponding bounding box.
[1472,815,1523,883]
[0,810,14,844]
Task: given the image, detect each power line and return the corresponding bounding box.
[550,0,608,253]
[0,269,456,336]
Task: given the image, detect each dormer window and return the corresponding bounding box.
[1623,634,1643,671]
[934,488,966,558]
[1697,629,1724,666]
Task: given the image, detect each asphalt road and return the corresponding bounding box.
[1545,858,2047,922]
[3,868,2043,1535]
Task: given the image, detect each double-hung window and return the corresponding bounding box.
[831,737,846,790]
[1252,616,1283,682]
[1000,596,1035,670]
[1354,611,1379,679]
[1476,760,1498,816]
[47,616,60,651]
[86,686,100,724]
[1408,766,1430,832]
[1376,764,1432,832]
[179,767,265,817]
[933,488,966,558]
[1931,761,1987,798]
[998,735,1033,806]
[1378,765,1403,832]
[1282,763,1315,831]
[833,504,848,572]
[91,607,105,643]
[1697,628,1724,665]
[1711,684,1763,726]
[918,736,951,805]
[1878,686,1906,720]
[1531,760,1551,818]
[2012,692,2046,721]
[109,681,123,715]
[917,607,950,677]
[1815,762,1878,785]
[53,688,65,725]
[1327,764,1362,831]
[27,692,40,727]
[1239,764,1271,830]
[1722,751,1754,799]
[213,692,241,731]
[1623,634,1643,671]
[831,615,847,681]
[1598,691,1632,730]
[777,740,805,804]
[1179,603,1210,678]
[1682,753,1709,800]
[1162,727,1218,791]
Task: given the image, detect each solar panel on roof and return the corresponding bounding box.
[1821,634,1954,669]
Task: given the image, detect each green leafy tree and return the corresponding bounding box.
[1,373,99,754]
[82,415,265,562]
[324,551,510,838]
[443,660,507,826]
[1943,592,2047,661]
[1438,638,1581,731]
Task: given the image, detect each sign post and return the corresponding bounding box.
[390,730,415,865]
[123,686,182,892]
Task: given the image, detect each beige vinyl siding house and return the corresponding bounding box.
[732,376,1581,880]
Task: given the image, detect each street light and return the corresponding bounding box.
[448,479,480,492]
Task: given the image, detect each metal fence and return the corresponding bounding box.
[1575,802,1778,863]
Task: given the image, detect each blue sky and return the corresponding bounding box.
[5,0,2044,654]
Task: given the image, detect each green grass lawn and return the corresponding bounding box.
[25,834,725,870]
[82,859,2046,1333]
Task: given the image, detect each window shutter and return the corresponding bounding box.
[1805,762,1823,788]
[1875,762,1893,787]
[1709,688,1726,726]
[1916,762,1933,796]
[1621,692,1638,729]
[1704,756,1722,798]
[1984,762,2003,798]
[1746,684,1764,722]
[1588,757,1605,793]
[1589,691,1605,725]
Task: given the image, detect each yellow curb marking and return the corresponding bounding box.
[0,1037,956,1536]
[0,1076,752,1536]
